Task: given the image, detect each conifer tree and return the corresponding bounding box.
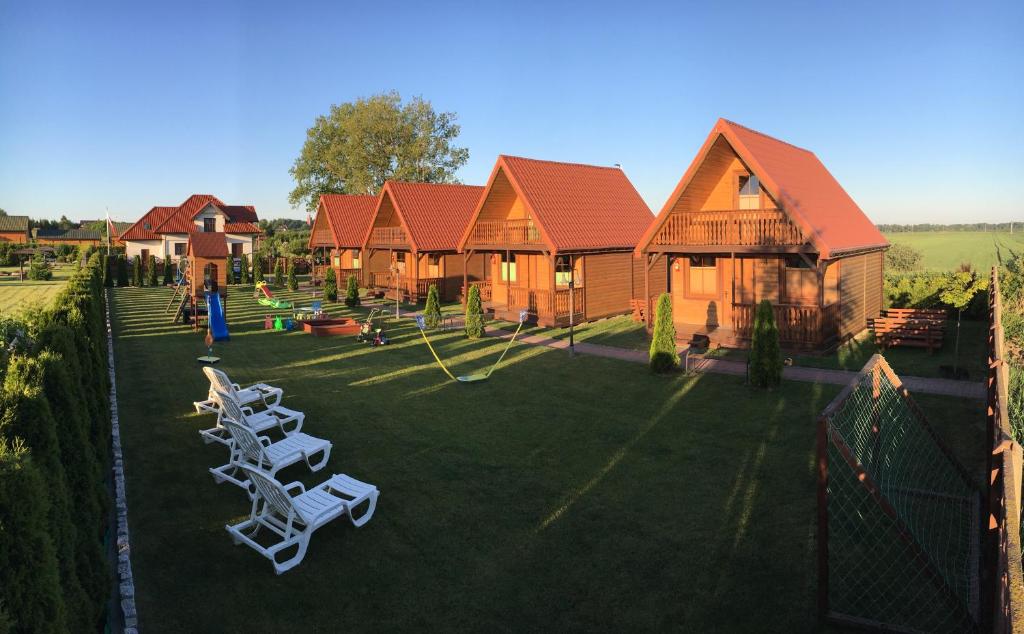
[147,255,158,287]
[649,293,679,372]
[749,299,783,388]
[324,267,338,302]
[465,284,485,338]
[424,284,442,328]
[344,274,360,307]
[287,260,298,291]
[131,255,142,286]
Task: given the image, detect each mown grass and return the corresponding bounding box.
[883,230,1024,271]
[0,264,74,316]
[110,283,986,632]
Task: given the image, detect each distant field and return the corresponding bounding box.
[883,230,1024,271]
[0,264,72,316]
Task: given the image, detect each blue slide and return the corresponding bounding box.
[205,293,230,341]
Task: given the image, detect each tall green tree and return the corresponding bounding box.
[323,267,338,302]
[131,255,142,286]
[102,254,112,288]
[163,256,174,286]
[465,285,485,339]
[240,254,251,284]
[116,255,128,287]
[273,259,284,287]
[253,256,264,284]
[344,274,360,307]
[749,300,783,388]
[225,255,234,285]
[286,260,298,291]
[147,255,158,287]
[649,293,678,372]
[288,92,470,212]
[423,284,442,328]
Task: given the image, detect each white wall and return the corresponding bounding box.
[124,239,162,261]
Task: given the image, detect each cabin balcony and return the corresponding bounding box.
[368,271,443,302]
[482,283,585,326]
[368,226,408,247]
[651,208,805,250]
[466,219,543,248]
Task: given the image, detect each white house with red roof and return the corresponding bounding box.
[119,194,261,263]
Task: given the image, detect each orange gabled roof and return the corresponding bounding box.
[154,194,224,234]
[312,194,378,249]
[223,222,261,234]
[120,206,177,241]
[364,182,484,252]
[187,232,228,258]
[640,119,888,259]
[459,155,653,253]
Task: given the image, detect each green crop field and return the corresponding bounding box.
[883,230,1024,272]
[0,264,73,316]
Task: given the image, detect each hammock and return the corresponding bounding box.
[415,310,528,383]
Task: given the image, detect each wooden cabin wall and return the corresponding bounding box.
[310,211,334,247]
[367,249,391,276]
[372,193,400,228]
[837,251,884,338]
[668,255,735,327]
[578,252,635,320]
[443,253,485,301]
[636,254,669,301]
[477,169,529,223]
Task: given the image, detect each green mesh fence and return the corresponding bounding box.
[820,356,980,632]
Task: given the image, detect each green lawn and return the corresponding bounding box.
[883,230,1024,271]
[110,284,985,631]
[0,264,74,316]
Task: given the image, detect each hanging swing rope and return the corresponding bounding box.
[416,310,528,383]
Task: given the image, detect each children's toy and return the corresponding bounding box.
[356,308,384,343]
[173,238,231,340]
[415,310,527,383]
[264,315,273,330]
[255,281,292,309]
[197,330,221,364]
[273,316,284,331]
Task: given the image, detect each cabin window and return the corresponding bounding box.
[555,255,581,287]
[686,255,717,298]
[393,251,406,274]
[500,253,517,283]
[784,254,814,270]
[231,243,243,257]
[351,249,361,269]
[784,255,818,304]
[738,174,761,210]
[174,242,186,256]
[427,254,441,278]
[332,254,341,268]
[203,217,216,232]
[203,263,218,292]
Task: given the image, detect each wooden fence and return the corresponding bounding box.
[985,266,1024,632]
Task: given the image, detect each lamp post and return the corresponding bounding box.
[568,277,575,356]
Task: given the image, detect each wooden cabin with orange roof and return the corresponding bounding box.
[637,119,889,350]
[458,155,654,327]
[306,194,377,289]
[361,181,486,303]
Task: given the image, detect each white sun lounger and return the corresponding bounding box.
[209,407,330,493]
[226,466,379,574]
[199,386,304,446]
[194,367,283,415]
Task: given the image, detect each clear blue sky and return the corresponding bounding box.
[1,0,1021,224]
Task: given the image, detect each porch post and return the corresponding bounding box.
[550,252,557,326]
[412,250,421,303]
[506,248,511,311]
[463,251,469,307]
[817,259,827,346]
[643,252,651,329]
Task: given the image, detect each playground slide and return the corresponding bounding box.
[206,292,230,342]
[256,283,292,309]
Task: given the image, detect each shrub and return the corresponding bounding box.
[749,300,783,388]
[163,256,173,286]
[274,259,284,287]
[102,254,112,288]
[287,260,298,291]
[147,255,158,287]
[649,293,678,372]
[0,355,91,631]
[225,255,234,285]
[116,255,128,287]
[344,274,360,307]
[424,284,442,328]
[885,242,923,272]
[131,255,142,286]
[465,284,485,339]
[0,438,67,634]
[240,254,251,284]
[27,254,52,281]
[253,256,264,284]
[324,267,338,302]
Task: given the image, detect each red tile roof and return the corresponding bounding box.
[459,155,653,252]
[641,119,888,259]
[121,195,262,240]
[312,194,378,249]
[365,182,484,252]
[187,232,228,258]
[119,206,177,241]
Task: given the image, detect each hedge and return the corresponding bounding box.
[0,253,111,631]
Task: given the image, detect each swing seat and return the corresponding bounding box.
[456,373,489,383]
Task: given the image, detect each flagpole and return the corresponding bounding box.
[105,207,111,255]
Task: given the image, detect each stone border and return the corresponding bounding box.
[106,290,138,632]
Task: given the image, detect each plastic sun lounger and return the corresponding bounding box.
[226,466,379,574]
[199,387,304,446]
[194,367,283,415]
[210,413,331,494]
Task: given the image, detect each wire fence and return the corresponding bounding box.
[818,354,980,632]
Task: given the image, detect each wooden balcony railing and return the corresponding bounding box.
[369,226,407,246]
[337,268,361,282]
[367,271,391,288]
[468,219,542,246]
[502,285,585,321]
[732,302,839,345]
[652,208,804,247]
[461,280,493,302]
[369,272,443,299]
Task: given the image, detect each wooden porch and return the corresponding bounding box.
[367,271,444,303]
[468,280,586,326]
[466,219,543,249]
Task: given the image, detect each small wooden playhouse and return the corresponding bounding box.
[185,232,229,330]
